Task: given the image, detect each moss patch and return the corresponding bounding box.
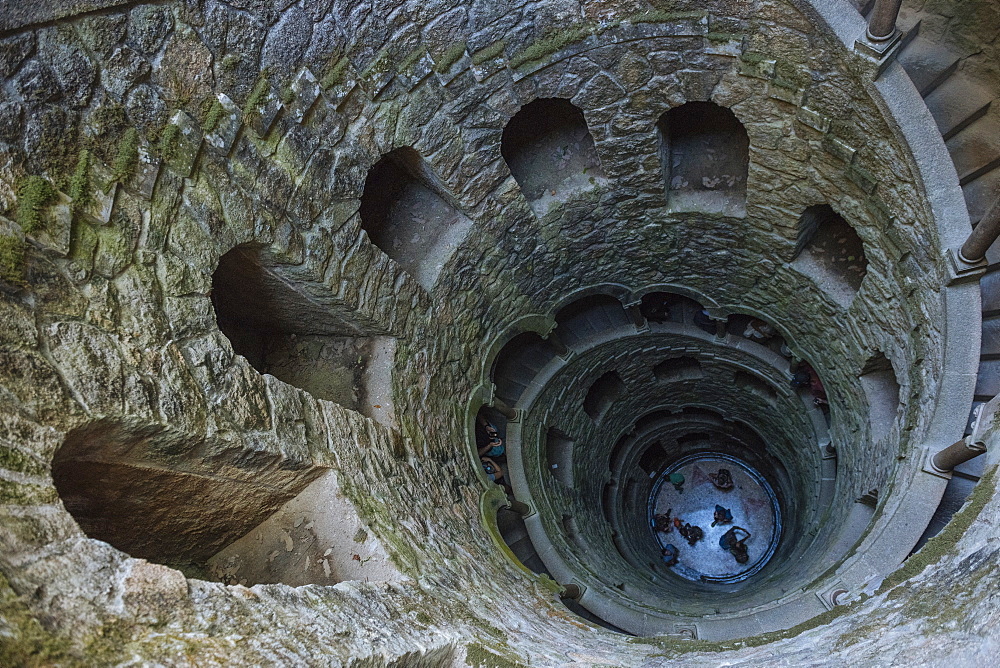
[110,128,140,188]
[15,176,57,234]
[471,41,506,66]
[0,445,46,476]
[202,99,226,134]
[0,478,59,506]
[69,149,91,214]
[434,43,467,73]
[244,72,273,120]
[0,573,76,667]
[464,643,526,668]
[157,123,181,162]
[878,465,998,594]
[509,25,593,70]
[320,56,351,90]
[0,235,26,286]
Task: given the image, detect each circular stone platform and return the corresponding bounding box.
[650,454,781,583]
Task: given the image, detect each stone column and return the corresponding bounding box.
[491,397,517,421]
[506,499,531,516]
[960,196,1000,264]
[714,318,728,338]
[560,583,583,600]
[545,330,569,357]
[931,436,987,473]
[867,0,903,41]
[625,303,646,330]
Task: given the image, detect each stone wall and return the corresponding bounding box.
[0,0,990,664]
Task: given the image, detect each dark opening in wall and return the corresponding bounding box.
[676,432,710,447]
[638,442,669,475]
[52,418,325,579]
[859,352,901,444]
[501,97,606,216]
[359,147,472,291]
[657,101,749,216]
[212,245,396,425]
[792,204,868,302]
[554,294,630,348]
[653,356,703,382]
[490,332,558,405]
[583,370,626,422]
[546,428,574,486]
[734,370,778,403]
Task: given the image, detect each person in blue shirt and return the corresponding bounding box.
[712,504,733,527]
[661,544,679,566]
[477,415,505,458]
[720,526,751,564]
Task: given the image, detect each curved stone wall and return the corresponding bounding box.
[0,0,994,664]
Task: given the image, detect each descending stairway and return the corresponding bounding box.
[883,5,1000,544]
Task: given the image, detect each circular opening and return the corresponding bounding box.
[650,453,781,583]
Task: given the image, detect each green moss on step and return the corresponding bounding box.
[706,31,741,43]
[0,445,46,476]
[434,43,467,73]
[202,99,226,134]
[464,642,525,668]
[0,573,75,667]
[509,25,593,70]
[878,465,998,595]
[0,478,58,505]
[157,123,181,162]
[69,149,91,213]
[15,176,57,234]
[320,56,351,90]
[109,128,140,188]
[471,41,506,66]
[0,235,26,286]
[279,82,295,105]
[244,72,273,120]
[399,47,428,73]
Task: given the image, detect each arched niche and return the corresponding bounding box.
[792,204,869,305]
[501,97,606,216]
[359,147,472,291]
[583,370,626,423]
[657,101,749,216]
[211,244,396,427]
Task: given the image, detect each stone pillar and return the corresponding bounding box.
[867,0,903,41]
[960,196,1000,264]
[931,436,987,473]
[545,330,569,357]
[714,318,728,338]
[491,397,517,421]
[625,303,646,330]
[560,583,583,600]
[506,499,531,516]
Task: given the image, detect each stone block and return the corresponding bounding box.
[81,180,117,226]
[738,54,776,80]
[165,110,202,178]
[205,93,241,154]
[33,192,72,256]
[768,81,804,106]
[287,68,320,122]
[796,106,830,133]
[823,135,856,164]
[132,146,160,200]
[247,87,282,138]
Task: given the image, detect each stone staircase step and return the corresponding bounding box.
[897,35,961,97]
[979,269,1000,314]
[945,112,1000,185]
[973,358,1000,398]
[923,73,994,138]
[980,315,1000,357]
[963,167,1000,226]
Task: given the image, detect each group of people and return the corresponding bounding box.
[477,414,506,487]
[791,361,828,408]
[654,467,752,567]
